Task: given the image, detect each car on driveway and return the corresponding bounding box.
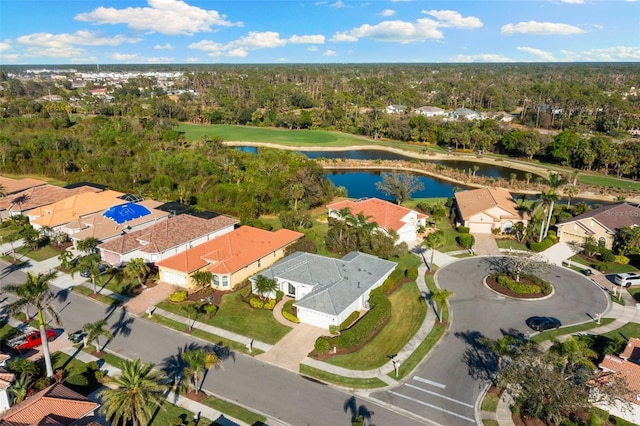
[526,316,561,331]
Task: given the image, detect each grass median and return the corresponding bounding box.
[298,364,388,389]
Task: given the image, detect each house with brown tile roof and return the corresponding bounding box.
[0,368,15,413]
[326,198,427,244]
[0,383,98,425]
[0,186,101,220]
[454,187,529,234]
[64,200,170,247]
[0,177,46,196]
[28,190,126,231]
[556,203,640,249]
[620,337,640,364]
[98,214,239,266]
[597,340,640,424]
[157,225,303,290]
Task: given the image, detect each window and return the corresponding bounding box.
[288,282,296,297]
[598,236,606,246]
[257,259,261,267]
[222,276,229,287]
[213,275,220,287]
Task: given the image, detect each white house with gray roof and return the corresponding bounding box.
[251,251,397,329]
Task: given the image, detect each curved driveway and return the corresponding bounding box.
[371,256,609,425]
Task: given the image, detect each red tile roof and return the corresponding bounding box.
[599,354,640,403]
[157,226,303,274]
[454,187,529,221]
[0,186,101,213]
[326,198,426,232]
[99,214,238,255]
[0,176,47,195]
[0,383,98,426]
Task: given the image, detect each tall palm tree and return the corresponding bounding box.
[430,288,453,323]
[422,230,445,270]
[123,257,151,289]
[5,271,61,378]
[98,359,166,426]
[181,348,222,394]
[563,184,578,207]
[82,319,113,351]
[534,190,560,243]
[253,275,277,302]
[75,254,103,294]
[190,269,213,293]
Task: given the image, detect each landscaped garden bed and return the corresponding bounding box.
[486,273,552,299]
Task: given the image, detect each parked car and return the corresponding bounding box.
[7,329,56,351]
[67,330,85,344]
[613,272,640,287]
[526,316,561,332]
[80,263,109,278]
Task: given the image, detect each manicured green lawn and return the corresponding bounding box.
[298,364,388,389]
[530,318,616,344]
[149,401,213,426]
[0,322,20,341]
[568,254,638,274]
[201,395,267,425]
[16,245,60,261]
[577,172,640,191]
[0,226,20,239]
[102,276,139,296]
[481,392,500,412]
[600,322,640,341]
[627,287,640,303]
[495,239,529,251]
[326,282,427,370]
[72,285,122,307]
[157,286,291,345]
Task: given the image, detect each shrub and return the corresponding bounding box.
[457,226,470,234]
[528,238,553,252]
[416,202,429,213]
[276,290,284,302]
[168,290,188,303]
[457,233,475,250]
[94,370,106,381]
[614,255,630,265]
[334,289,391,350]
[378,268,405,295]
[249,297,276,310]
[315,337,330,354]
[32,377,52,392]
[496,274,542,294]
[86,361,100,371]
[594,263,607,272]
[340,311,360,331]
[406,267,418,281]
[329,325,339,335]
[600,249,615,263]
[204,304,218,317]
[65,374,89,387]
[282,310,300,324]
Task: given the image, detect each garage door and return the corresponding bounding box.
[160,270,187,287]
[469,222,493,234]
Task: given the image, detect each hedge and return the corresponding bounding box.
[528,238,553,252]
[497,274,541,294]
[456,233,475,249]
[378,268,405,295]
[340,311,360,331]
[406,267,418,281]
[457,226,470,234]
[249,297,276,310]
[168,290,188,303]
[330,289,391,350]
[315,337,330,354]
[282,311,300,324]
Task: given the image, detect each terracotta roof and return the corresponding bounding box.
[30,190,125,228]
[157,226,303,274]
[454,188,529,221]
[0,185,101,213]
[68,200,169,242]
[0,177,47,195]
[557,203,640,233]
[99,214,239,255]
[0,368,14,390]
[326,198,426,232]
[620,337,640,364]
[0,383,98,426]
[599,354,640,401]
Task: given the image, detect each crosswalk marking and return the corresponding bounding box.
[413,376,446,389]
[405,384,474,408]
[389,391,475,423]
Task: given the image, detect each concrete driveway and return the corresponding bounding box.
[371,256,609,425]
[473,233,500,255]
[256,323,325,373]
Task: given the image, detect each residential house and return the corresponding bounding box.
[555,203,640,250]
[98,214,238,266]
[414,106,445,118]
[454,188,529,234]
[251,251,396,329]
[0,368,14,412]
[28,190,127,232]
[157,225,303,290]
[0,185,101,220]
[450,107,480,121]
[327,198,427,244]
[65,200,171,247]
[596,338,640,424]
[0,383,99,425]
[385,105,407,114]
[0,176,46,195]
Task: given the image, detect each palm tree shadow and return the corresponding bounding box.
[343,395,375,425]
[109,306,135,339]
[455,330,497,382]
[0,260,32,279]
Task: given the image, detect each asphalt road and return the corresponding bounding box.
[370,256,609,426]
[0,262,426,426]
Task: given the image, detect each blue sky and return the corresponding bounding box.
[1,0,639,64]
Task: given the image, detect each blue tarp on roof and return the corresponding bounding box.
[103,203,151,224]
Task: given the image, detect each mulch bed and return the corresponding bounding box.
[185,390,206,402]
[485,275,547,299]
[184,288,229,305]
[512,412,547,426]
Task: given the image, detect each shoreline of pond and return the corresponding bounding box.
[224,141,640,204]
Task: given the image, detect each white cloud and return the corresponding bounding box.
[517,46,556,61]
[1,54,19,62]
[111,53,139,61]
[379,9,396,17]
[423,10,483,29]
[75,0,242,36]
[17,31,140,47]
[561,46,640,61]
[307,46,319,52]
[324,49,337,56]
[501,21,584,35]
[450,53,514,62]
[186,57,200,62]
[288,35,325,44]
[111,53,172,63]
[0,41,11,52]
[154,43,173,50]
[331,1,347,7]
[560,0,584,3]
[227,31,287,50]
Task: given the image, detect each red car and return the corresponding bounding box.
[7,329,56,351]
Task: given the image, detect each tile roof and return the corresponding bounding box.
[0,368,14,390]
[157,226,303,274]
[599,354,640,402]
[0,383,98,426]
[0,186,101,213]
[30,190,126,228]
[99,214,239,255]
[620,337,640,364]
[0,177,47,195]
[454,188,529,221]
[326,198,426,233]
[67,200,169,242]
[557,203,640,232]
[255,251,396,316]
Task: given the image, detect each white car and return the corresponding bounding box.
[613,272,640,288]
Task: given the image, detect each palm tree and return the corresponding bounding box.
[190,269,212,293]
[480,335,519,373]
[82,319,113,351]
[3,231,21,262]
[181,303,199,331]
[98,359,166,426]
[8,373,29,404]
[422,230,445,270]
[76,254,103,294]
[123,257,150,289]
[550,335,598,373]
[5,271,61,378]
[430,288,453,323]
[57,250,74,270]
[181,348,222,394]
[563,184,578,206]
[253,275,277,302]
[534,190,560,242]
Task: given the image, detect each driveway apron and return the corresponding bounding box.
[256,323,325,373]
[473,233,501,255]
